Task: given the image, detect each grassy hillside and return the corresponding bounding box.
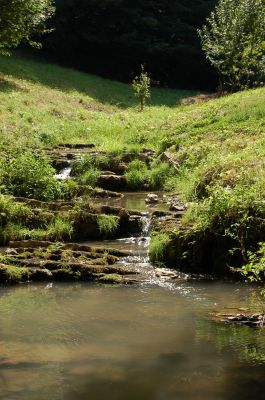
[0,53,265,278]
[0,54,194,153]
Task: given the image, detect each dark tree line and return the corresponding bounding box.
[41,0,218,89]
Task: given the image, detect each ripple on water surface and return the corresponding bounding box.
[0,282,264,400]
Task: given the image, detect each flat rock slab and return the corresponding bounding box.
[0,243,137,284]
[213,313,265,328]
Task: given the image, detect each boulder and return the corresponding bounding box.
[97,174,126,191]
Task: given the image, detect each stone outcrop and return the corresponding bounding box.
[0,242,138,284]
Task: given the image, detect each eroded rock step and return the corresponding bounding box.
[0,241,139,285]
[40,145,155,173]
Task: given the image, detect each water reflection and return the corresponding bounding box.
[0,283,264,399]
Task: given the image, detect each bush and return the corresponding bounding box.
[60,179,79,199]
[44,216,73,241]
[199,0,265,91]
[71,155,109,176]
[132,65,151,110]
[0,265,30,284]
[3,152,60,200]
[71,155,96,176]
[241,243,265,282]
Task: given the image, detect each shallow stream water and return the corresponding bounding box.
[0,282,265,400]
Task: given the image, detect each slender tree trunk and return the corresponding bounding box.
[140,97,144,111]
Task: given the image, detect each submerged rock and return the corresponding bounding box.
[215,313,265,328]
[145,193,159,204]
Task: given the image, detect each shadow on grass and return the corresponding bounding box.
[0,53,195,109]
[0,75,28,93]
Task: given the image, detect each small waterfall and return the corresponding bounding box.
[118,213,152,276]
[141,215,151,237]
[55,167,72,180]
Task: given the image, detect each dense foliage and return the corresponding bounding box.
[199,0,265,91]
[42,0,217,89]
[0,0,55,54]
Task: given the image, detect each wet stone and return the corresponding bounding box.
[145,194,159,204]
[216,313,265,328]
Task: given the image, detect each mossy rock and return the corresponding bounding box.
[0,264,30,284]
[52,268,80,281]
[93,273,122,284]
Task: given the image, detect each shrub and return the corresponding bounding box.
[71,155,96,176]
[46,216,73,241]
[60,179,79,199]
[71,155,110,176]
[3,152,60,200]
[240,243,265,282]
[132,65,151,110]
[0,265,30,284]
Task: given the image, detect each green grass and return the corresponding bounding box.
[97,215,119,237]
[0,264,30,284]
[149,233,171,264]
[0,53,195,153]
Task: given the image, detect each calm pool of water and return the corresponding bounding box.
[0,282,264,400]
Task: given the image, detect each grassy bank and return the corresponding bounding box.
[149,87,265,277]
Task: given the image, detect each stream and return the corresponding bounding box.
[0,192,265,399]
[87,192,176,285]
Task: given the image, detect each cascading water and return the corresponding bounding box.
[118,213,152,276]
[84,192,181,285]
[55,166,72,180]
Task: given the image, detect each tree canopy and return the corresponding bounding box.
[0,0,55,54]
[42,0,218,89]
[199,0,265,91]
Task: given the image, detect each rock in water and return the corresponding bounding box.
[145,193,159,204]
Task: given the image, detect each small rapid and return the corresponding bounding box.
[85,193,181,287]
[55,166,72,180]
